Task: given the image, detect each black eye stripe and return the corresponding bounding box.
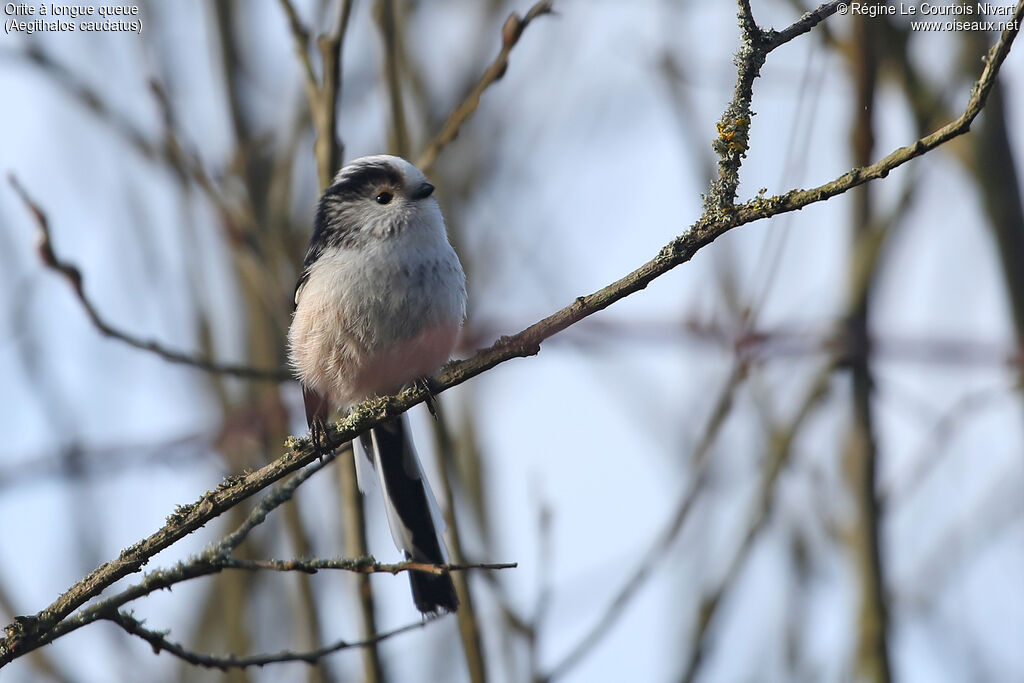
[324,162,403,202]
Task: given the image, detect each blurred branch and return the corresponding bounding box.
[7,174,288,381]
[431,401,489,683]
[225,558,517,575]
[544,362,748,682]
[528,502,554,681]
[5,45,252,236]
[680,365,834,682]
[376,0,410,157]
[0,431,212,490]
[2,45,155,160]
[844,11,891,681]
[332,450,383,683]
[896,466,1024,611]
[416,0,554,173]
[277,0,354,188]
[961,26,1024,347]
[276,0,318,98]
[881,381,1020,505]
[4,1,1021,668]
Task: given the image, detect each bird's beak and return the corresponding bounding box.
[411,182,435,200]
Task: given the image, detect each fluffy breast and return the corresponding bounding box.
[288,227,466,410]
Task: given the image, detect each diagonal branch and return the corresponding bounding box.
[765,1,842,51]
[544,363,748,682]
[680,365,834,682]
[105,609,436,670]
[7,175,289,382]
[416,0,554,173]
[7,444,514,657]
[223,558,518,575]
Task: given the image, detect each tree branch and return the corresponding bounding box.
[223,558,518,576]
[544,362,748,681]
[6,174,289,382]
[105,609,436,670]
[765,1,842,50]
[2,443,513,659]
[416,0,554,173]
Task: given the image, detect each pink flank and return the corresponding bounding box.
[326,322,459,408]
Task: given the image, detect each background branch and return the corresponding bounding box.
[7,174,288,381]
[416,0,554,173]
[105,609,436,670]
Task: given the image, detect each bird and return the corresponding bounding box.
[288,154,466,615]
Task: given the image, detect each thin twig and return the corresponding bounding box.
[376,0,410,158]
[2,446,505,659]
[7,175,288,382]
[416,0,554,173]
[317,0,355,175]
[13,452,342,652]
[764,1,842,50]
[105,609,436,670]
[223,558,517,575]
[881,381,1020,505]
[680,366,833,682]
[430,400,489,683]
[544,363,747,682]
[276,0,318,98]
[214,449,339,555]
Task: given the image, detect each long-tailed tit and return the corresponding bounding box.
[288,155,466,614]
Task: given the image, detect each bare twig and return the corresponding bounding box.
[764,1,842,50]
[9,450,341,654]
[843,12,892,681]
[1,441,511,660]
[430,400,489,683]
[224,558,517,576]
[544,363,747,682]
[376,0,411,158]
[277,0,354,187]
[105,609,436,670]
[881,381,1020,505]
[707,1,842,211]
[276,0,318,97]
[416,0,554,173]
[680,366,833,682]
[7,175,288,382]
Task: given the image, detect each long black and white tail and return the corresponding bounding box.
[357,416,458,614]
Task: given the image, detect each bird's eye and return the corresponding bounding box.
[375,191,394,205]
